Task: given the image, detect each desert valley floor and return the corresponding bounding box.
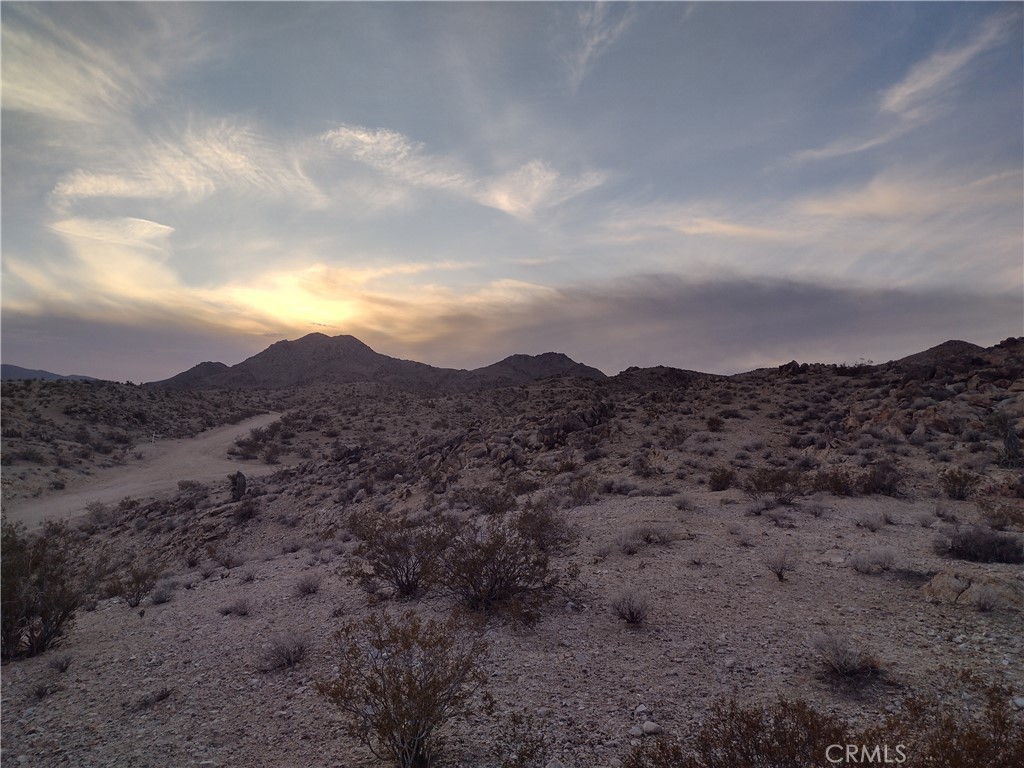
[2,337,1022,767]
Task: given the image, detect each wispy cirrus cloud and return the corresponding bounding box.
[1,3,207,125]
[792,9,1018,163]
[321,124,604,219]
[51,121,325,209]
[564,2,635,92]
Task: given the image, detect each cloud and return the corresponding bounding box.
[322,124,604,219]
[51,121,325,208]
[1,3,206,125]
[791,9,1017,163]
[606,204,799,243]
[564,2,635,92]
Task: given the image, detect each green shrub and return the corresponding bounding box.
[318,609,490,768]
[1,521,84,660]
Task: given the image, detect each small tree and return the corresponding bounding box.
[1,521,84,660]
[318,610,490,768]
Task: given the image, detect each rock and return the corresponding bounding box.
[1012,697,1024,710]
[544,760,567,768]
[642,721,664,735]
[536,707,553,718]
[634,704,648,715]
[628,725,643,737]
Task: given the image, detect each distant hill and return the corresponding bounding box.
[146,333,607,391]
[1,364,100,382]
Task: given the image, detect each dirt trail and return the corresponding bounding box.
[2,413,285,528]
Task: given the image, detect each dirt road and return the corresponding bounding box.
[2,413,286,529]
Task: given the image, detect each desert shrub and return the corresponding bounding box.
[565,475,597,506]
[811,468,858,496]
[295,573,321,596]
[48,652,73,673]
[219,597,250,617]
[978,499,1024,531]
[812,633,880,682]
[939,467,982,500]
[120,565,158,607]
[488,711,551,768]
[262,633,307,670]
[1,521,84,660]
[233,497,260,524]
[352,514,450,599]
[317,609,489,768]
[440,517,556,619]
[451,487,516,516]
[625,696,850,768]
[617,531,644,555]
[859,461,904,496]
[860,683,1024,768]
[744,467,801,505]
[513,505,577,554]
[763,549,797,581]
[990,412,1022,467]
[150,579,176,605]
[851,546,896,574]
[708,467,735,492]
[706,415,724,432]
[610,590,650,625]
[855,511,885,532]
[937,526,1024,564]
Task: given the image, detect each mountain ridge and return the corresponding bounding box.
[146,333,608,391]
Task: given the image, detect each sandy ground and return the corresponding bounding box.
[2,413,284,529]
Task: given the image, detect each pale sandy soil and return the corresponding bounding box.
[3,413,284,529]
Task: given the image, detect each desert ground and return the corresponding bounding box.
[2,339,1022,767]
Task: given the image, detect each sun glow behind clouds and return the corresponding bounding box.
[1,2,1021,380]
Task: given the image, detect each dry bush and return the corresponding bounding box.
[610,590,651,625]
[317,609,489,768]
[440,517,556,620]
[150,578,176,605]
[219,597,250,617]
[859,461,904,496]
[262,633,307,670]
[118,565,158,608]
[860,682,1024,768]
[488,711,551,768]
[1,521,84,661]
[811,467,859,496]
[744,467,801,506]
[812,633,881,682]
[513,504,577,554]
[851,547,897,574]
[295,573,322,597]
[708,467,735,492]
[974,585,1001,613]
[48,652,73,673]
[855,511,885,532]
[625,685,1024,768]
[352,515,449,600]
[936,526,1024,564]
[763,549,797,581]
[451,487,516,516]
[978,499,1024,531]
[940,467,982,500]
[624,696,849,768]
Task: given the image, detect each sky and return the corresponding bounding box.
[2,1,1022,382]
